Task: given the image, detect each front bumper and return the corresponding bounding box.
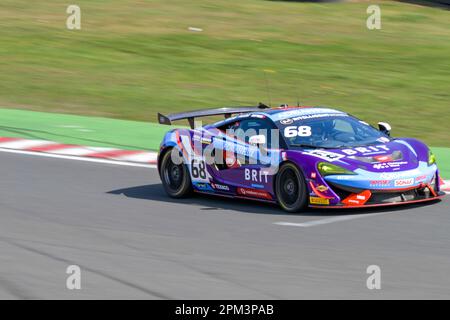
[315,183,444,208]
[309,194,444,209]
[308,163,444,208]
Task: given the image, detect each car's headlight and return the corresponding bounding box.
[318,162,355,176]
[428,149,436,166]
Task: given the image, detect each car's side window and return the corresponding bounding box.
[214,117,281,168]
[229,118,281,149]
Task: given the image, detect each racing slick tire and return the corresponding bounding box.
[160,148,193,198]
[275,162,308,213]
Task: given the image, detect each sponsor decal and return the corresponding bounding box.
[342,190,372,206]
[201,137,212,145]
[192,133,212,145]
[369,180,391,187]
[373,163,389,170]
[245,168,269,184]
[380,170,420,180]
[316,185,329,192]
[211,183,230,191]
[280,118,294,125]
[373,161,408,170]
[250,114,266,119]
[303,150,346,162]
[309,197,330,205]
[415,175,428,183]
[333,175,354,180]
[341,145,390,156]
[271,108,347,122]
[237,188,272,200]
[193,182,214,191]
[311,172,317,179]
[251,184,265,189]
[291,113,347,122]
[394,178,414,187]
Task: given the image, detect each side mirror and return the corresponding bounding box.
[378,122,392,136]
[249,135,266,146]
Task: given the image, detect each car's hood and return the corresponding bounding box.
[298,139,430,173]
[327,139,422,173]
[296,138,437,191]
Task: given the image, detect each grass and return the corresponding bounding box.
[0,0,449,146]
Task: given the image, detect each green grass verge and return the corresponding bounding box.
[433,147,450,179]
[0,108,449,177]
[0,1,449,147]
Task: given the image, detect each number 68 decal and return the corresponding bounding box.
[191,159,207,179]
[284,126,312,138]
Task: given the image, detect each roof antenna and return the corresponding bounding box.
[295,79,301,107]
[263,70,273,108]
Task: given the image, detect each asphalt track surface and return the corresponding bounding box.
[0,151,449,299]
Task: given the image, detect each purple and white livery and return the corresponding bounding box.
[157,104,444,212]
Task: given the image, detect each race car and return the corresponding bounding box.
[157,104,444,212]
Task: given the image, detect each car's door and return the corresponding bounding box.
[208,117,281,198]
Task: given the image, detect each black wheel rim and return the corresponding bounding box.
[279,168,300,206]
[164,159,184,191]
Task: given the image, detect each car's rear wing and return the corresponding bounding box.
[157,103,270,128]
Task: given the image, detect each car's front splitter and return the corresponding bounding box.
[309,192,445,209]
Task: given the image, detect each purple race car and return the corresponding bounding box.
[157,104,444,212]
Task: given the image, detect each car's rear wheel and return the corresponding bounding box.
[275,162,308,212]
[160,148,192,198]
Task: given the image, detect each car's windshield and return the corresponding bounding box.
[276,115,391,149]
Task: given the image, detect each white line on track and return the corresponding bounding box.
[0,148,157,169]
[275,211,405,228]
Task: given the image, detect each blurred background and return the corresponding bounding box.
[0,0,449,146]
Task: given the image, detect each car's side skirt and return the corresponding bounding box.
[193,190,277,204]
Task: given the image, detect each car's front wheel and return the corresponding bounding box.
[159,148,192,198]
[275,162,308,213]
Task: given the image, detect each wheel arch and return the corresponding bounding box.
[272,159,311,210]
[272,159,310,197]
[158,143,185,176]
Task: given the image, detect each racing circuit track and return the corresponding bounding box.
[0,150,449,299]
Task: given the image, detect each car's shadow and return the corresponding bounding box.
[107,184,442,217]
